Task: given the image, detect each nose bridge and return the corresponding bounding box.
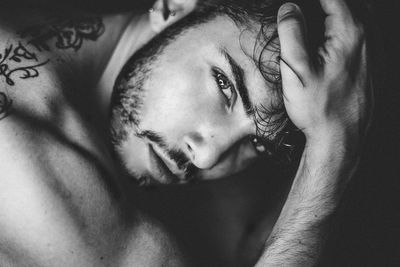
[184,118,249,170]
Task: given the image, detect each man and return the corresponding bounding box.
[0,0,370,266]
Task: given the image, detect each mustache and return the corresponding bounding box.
[138,130,197,180]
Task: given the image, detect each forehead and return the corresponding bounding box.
[159,15,280,108]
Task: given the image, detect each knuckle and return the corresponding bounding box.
[325,27,365,60]
[354,24,366,43]
[349,23,365,42]
[326,37,346,55]
[347,22,365,45]
[355,21,365,35]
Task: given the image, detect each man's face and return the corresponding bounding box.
[112,15,279,185]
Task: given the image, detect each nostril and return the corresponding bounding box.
[186,144,194,161]
[186,143,196,161]
[186,143,192,152]
[184,132,203,162]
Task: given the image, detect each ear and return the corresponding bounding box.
[149,0,198,33]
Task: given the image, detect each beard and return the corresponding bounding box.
[108,16,210,184]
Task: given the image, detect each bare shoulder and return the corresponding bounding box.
[0,126,188,267]
[0,15,103,266]
[0,6,110,125]
[0,8,67,122]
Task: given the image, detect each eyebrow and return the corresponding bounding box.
[219,48,255,117]
[218,47,279,143]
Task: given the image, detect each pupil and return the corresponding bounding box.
[218,75,228,88]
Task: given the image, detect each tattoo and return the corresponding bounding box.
[0,42,49,120]
[0,16,104,121]
[20,17,105,52]
[0,42,49,86]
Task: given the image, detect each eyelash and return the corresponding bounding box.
[212,68,236,106]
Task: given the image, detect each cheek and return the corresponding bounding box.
[139,65,224,135]
[146,92,198,131]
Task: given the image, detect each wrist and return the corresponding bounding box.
[290,127,361,201]
[304,125,361,160]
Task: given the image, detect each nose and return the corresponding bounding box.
[184,132,218,169]
[183,129,245,170]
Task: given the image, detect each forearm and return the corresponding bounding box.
[255,133,360,266]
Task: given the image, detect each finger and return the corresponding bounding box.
[277,3,313,81]
[280,59,304,104]
[320,0,356,34]
[319,0,364,64]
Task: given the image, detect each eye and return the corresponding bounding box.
[212,69,235,105]
[251,136,267,155]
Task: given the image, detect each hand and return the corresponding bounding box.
[277,0,371,148]
[255,3,372,265]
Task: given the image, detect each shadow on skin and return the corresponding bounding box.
[127,155,295,267]
[3,107,120,200]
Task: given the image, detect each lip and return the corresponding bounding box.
[148,145,179,184]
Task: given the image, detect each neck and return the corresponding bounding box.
[95,12,156,126]
[68,11,156,138]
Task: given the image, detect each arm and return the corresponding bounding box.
[256,0,371,265]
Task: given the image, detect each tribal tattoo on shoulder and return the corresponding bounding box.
[20,16,105,52]
[0,16,105,120]
[0,42,49,119]
[0,42,49,86]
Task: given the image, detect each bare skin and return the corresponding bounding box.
[255,0,370,265]
[0,4,276,266]
[0,0,370,266]
[0,6,189,267]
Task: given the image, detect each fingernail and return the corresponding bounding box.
[278,3,299,21]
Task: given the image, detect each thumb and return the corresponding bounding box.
[277,2,312,81]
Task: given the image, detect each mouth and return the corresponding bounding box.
[148,145,180,184]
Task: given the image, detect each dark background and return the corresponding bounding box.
[3,0,399,266]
